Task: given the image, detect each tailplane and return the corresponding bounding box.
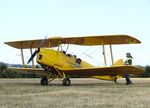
[113,59,123,66]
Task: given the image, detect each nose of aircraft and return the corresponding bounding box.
[27,36,48,64]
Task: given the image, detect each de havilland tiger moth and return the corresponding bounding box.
[4,34,144,86]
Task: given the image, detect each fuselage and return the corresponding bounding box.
[36,48,120,81]
[36,48,94,70]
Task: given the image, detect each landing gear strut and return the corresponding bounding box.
[40,66,71,86]
[41,77,48,85]
[63,78,71,86]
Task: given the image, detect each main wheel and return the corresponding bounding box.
[62,78,71,86]
[41,77,48,85]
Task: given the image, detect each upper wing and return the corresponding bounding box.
[8,67,47,76]
[4,34,141,49]
[62,65,144,76]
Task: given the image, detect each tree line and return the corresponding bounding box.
[0,62,150,78]
[0,62,40,78]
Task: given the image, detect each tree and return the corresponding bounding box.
[143,65,150,77]
[0,62,7,71]
[0,62,8,78]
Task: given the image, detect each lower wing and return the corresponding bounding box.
[8,67,47,76]
[62,65,144,76]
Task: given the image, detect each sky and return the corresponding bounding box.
[0,0,150,66]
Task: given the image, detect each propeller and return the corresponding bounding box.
[27,36,48,64]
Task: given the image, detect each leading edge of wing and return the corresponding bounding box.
[62,65,144,76]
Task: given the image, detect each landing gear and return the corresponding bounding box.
[41,77,48,85]
[62,78,71,86]
[40,66,71,86]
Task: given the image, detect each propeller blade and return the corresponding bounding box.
[27,51,37,64]
[38,35,48,48]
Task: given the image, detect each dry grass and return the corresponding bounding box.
[0,78,150,108]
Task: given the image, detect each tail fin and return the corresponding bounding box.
[113,59,123,66]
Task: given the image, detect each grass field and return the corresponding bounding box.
[0,78,150,108]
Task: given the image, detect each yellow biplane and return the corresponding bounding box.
[4,34,143,86]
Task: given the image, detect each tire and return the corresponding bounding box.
[63,78,71,86]
[41,77,48,85]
